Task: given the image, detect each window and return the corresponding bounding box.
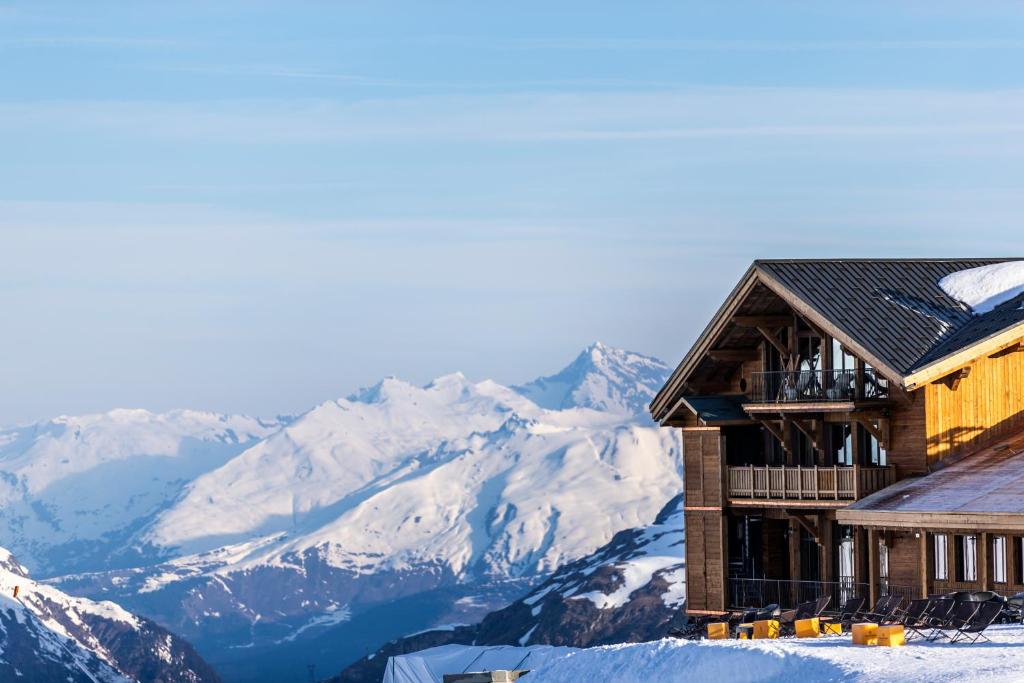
[993,536,1008,584]
[858,425,887,467]
[955,534,978,582]
[830,423,853,466]
[1017,538,1024,585]
[831,338,857,372]
[798,336,822,374]
[879,538,890,594]
[934,534,949,580]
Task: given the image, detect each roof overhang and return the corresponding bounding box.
[837,429,1024,531]
[650,264,906,424]
[903,321,1024,390]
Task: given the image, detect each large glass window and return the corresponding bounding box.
[879,538,890,595]
[830,423,853,466]
[799,336,822,373]
[858,425,887,467]
[955,534,978,582]
[831,338,857,371]
[934,534,949,580]
[993,536,1008,584]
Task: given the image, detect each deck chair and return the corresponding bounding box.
[921,598,957,641]
[950,600,1003,644]
[928,600,979,642]
[778,600,817,637]
[862,594,900,623]
[897,598,933,640]
[831,597,866,631]
[811,595,831,617]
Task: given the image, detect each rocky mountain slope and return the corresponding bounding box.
[0,547,220,682]
[331,495,686,683]
[1,343,681,682]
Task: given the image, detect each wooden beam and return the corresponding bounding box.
[918,530,928,600]
[790,512,820,544]
[979,532,988,591]
[933,366,971,391]
[732,315,792,328]
[989,342,1024,359]
[789,417,822,450]
[756,326,789,357]
[851,414,889,449]
[707,348,760,362]
[753,417,791,453]
[867,527,878,607]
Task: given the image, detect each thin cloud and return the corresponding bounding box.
[4,87,1024,146]
[419,36,1024,52]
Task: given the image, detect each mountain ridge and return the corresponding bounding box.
[0,343,680,682]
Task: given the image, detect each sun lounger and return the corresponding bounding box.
[950,600,1003,644]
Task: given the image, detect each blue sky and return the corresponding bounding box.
[3,1,1024,423]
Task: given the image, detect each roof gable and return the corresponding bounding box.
[651,258,1024,422]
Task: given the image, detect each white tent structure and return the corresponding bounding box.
[382,644,578,683]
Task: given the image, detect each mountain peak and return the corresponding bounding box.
[513,343,670,417]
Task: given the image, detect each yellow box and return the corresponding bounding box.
[737,624,753,640]
[707,622,729,640]
[795,617,820,638]
[852,622,878,646]
[877,624,905,647]
[821,622,843,636]
[753,619,779,639]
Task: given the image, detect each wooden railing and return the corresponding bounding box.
[727,465,895,502]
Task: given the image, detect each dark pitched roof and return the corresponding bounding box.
[651,258,1024,422]
[756,259,1024,375]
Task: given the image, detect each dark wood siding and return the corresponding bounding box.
[683,429,724,507]
[684,509,726,612]
[886,530,924,597]
[886,396,928,476]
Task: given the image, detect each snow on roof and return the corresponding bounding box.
[939,261,1024,314]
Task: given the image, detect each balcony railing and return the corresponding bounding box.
[749,368,888,403]
[727,464,895,502]
[728,577,918,610]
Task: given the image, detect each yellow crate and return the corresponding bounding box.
[737,624,753,640]
[852,622,878,646]
[877,624,905,647]
[795,617,820,638]
[821,622,843,636]
[753,619,779,639]
[707,622,730,640]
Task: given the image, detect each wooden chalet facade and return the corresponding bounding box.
[649,259,1024,615]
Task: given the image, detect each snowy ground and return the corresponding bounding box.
[525,626,1024,683]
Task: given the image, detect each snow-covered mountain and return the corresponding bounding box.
[1,343,680,682]
[514,342,670,417]
[0,409,286,574]
[0,547,219,682]
[333,495,686,683]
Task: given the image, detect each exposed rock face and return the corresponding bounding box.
[330,496,686,683]
[0,548,221,683]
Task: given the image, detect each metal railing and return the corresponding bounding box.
[727,464,895,502]
[728,577,919,610]
[728,577,865,610]
[749,368,889,403]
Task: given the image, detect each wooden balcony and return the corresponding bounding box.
[727,464,895,506]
